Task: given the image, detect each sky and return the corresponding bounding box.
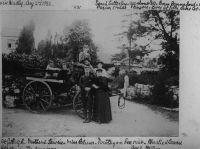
[0,10,161,63]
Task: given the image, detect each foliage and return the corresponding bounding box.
[113,19,157,64]
[113,10,179,76]
[16,20,35,54]
[36,20,98,63]
[139,10,180,75]
[110,70,178,91]
[37,39,52,58]
[111,50,127,62]
[2,52,48,75]
[63,20,98,64]
[150,81,178,108]
[37,31,68,59]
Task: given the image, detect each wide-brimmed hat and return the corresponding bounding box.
[96,61,104,65]
[82,58,91,63]
[96,68,103,72]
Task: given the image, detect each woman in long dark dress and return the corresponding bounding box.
[92,69,112,123]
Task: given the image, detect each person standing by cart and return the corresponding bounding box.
[45,60,61,78]
[79,63,94,123]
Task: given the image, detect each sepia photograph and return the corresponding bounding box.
[1,9,179,137]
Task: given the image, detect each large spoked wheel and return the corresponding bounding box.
[73,91,84,119]
[118,93,126,109]
[23,81,53,113]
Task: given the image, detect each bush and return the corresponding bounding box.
[110,75,124,90]
[150,81,178,108]
[2,75,27,106]
[2,52,65,76]
[150,81,168,105]
[126,70,179,108]
[129,72,138,86]
[128,70,178,86]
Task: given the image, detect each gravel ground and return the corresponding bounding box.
[2,96,178,137]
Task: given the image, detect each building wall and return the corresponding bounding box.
[1,27,20,54]
[1,36,18,54]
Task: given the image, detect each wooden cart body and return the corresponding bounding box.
[22,66,84,116]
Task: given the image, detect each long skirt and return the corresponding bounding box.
[93,90,112,123]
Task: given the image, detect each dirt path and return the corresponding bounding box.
[2,96,178,137]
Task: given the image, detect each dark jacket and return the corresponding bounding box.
[94,76,111,92]
[79,74,94,90]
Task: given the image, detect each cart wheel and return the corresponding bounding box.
[118,94,125,109]
[73,91,84,119]
[23,81,53,113]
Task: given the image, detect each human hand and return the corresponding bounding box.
[85,87,91,91]
[92,84,98,89]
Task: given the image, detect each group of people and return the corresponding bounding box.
[79,44,112,124]
[45,44,112,124]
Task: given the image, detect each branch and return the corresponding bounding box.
[144,38,154,47]
[154,11,170,41]
[170,13,175,38]
[114,32,128,37]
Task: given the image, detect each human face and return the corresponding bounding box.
[49,61,54,67]
[96,71,102,77]
[84,59,90,65]
[85,68,90,76]
[97,63,103,68]
[62,63,67,69]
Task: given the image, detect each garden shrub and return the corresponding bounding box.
[150,81,178,108]
[2,52,65,76]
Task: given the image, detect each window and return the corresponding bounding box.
[8,43,12,48]
[7,39,17,50]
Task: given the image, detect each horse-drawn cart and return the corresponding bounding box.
[22,63,125,118]
[22,64,84,117]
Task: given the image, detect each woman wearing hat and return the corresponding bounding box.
[92,68,112,124]
[94,61,108,78]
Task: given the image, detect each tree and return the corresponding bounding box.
[51,33,67,58]
[139,10,180,75]
[37,40,51,58]
[114,10,179,74]
[37,30,54,59]
[115,19,152,70]
[16,20,35,54]
[111,49,127,62]
[63,20,98,63]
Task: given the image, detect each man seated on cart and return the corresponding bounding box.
[57,61,72,80]
[45,60,61,78]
